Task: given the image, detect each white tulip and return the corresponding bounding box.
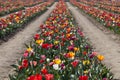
[46,58,50,62]
[53,64,59,70]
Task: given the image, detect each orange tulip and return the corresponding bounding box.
[97,55,104,61]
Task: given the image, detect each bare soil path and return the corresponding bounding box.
[67,2,120,79]
[0,3,57,80]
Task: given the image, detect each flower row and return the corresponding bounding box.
[80,0,120,14]
[0,0,42,16]
[70,0,120,34]
[9,1,113,80]
[0,2,53,39]
[98,1,120,7]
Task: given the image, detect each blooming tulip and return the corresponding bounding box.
[97,55,104,61]
[45,74,54,80]
[79,75,88,80]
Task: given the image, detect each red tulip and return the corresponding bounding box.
[45,74,54,80]
[27,74,42,80]
[42,43,53,49]
[79,75,88,80]
[71,60,79,67]
[34,34,40,40]
[42,43,49,49]
[18,65,23,70]
[22,59,28,68]
[83,51,87,55]
[40,59,45,63]
[41,68,48,75]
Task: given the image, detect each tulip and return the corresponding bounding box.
[27,74,42,80]
[45,74,54,80]
[39,59,45,64]
[103,78,108,80]
[83,51,87,55]
[74,47,79,52]
[53,64,59,70]
[18,65,23,70]
[42,43,53,49]
[97,54,104,61]
[36,39,44,45]
[67,52,75,59]
[68,45,74,51]
[79,75,88,80]
[53,58,61,65]
[41,55,46,60]
[41,68,48,75]
[27,47,33,52]
[83,60,90,65]
[22,59,28,68]
[23,51,29,58]
[30,61,37,66]
[60,63,65,70]
[54,40,59,45]
[71,60,79,67]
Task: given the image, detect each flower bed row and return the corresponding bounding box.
[98,1,120,7]
[70,0,120,34]
[0,2,53,39]
[9,1,113,80]
[0,0,42,16]
[23,0,42,7]
[0,1,24,16]
[81,0,120,7]
[98,4,120,14]
[80,0,120,14]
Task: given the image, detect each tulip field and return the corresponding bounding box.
[70,0,120,34]
[0,1,53,40]
[0,0,42,16]
[0,0,120,80]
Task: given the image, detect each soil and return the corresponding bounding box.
[67,2,120,79]
[0,3,57,80]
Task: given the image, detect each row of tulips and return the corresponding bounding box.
[97,4,120,14]
[0,2,53,39]
[70,0,120,34]
[80,0,120,7]
[0,1,25,16]
[9,1,113,80]
[80,0,120,14]
[23,0,42,7]
[79,0,97,7]
[98,1,120,7]
[0,0,42,16]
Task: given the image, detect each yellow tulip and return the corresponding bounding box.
[36,39,44,45]
[84,70,89,74]
[53,59,61,65]
[54,40,59,45]
[83,60,90,65]
[74,47,79,52]
[27,47,32,52]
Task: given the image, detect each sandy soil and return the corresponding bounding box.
[67,2,120,79]
[0,3,57,80]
